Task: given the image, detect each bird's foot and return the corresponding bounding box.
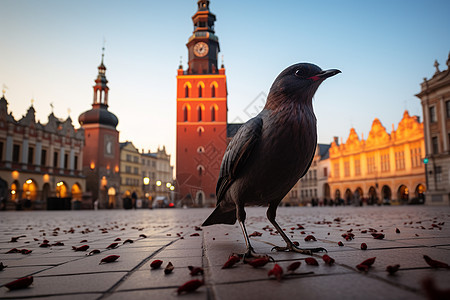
[271,243,327,255]
[236,248,274,262]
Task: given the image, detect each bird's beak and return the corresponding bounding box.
[308,69,341,81]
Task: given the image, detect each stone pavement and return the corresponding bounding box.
[0,206,449,300]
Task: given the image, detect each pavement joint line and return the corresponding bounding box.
[0,292,102,300]
[96,238,179,300]
[202,231,216,300]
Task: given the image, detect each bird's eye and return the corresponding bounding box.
[294,69,303,78]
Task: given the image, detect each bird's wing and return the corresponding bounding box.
[216,116,263,203]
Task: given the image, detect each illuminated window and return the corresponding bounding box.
[344,161,350,177]
[354,159,361,176]
[367,155,375,174]
[333,162,340,178]
[380,152,390,172]
[395,151,405,170]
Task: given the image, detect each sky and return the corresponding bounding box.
[1,0,450,168]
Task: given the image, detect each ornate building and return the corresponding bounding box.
[416,52,450,205]
[176,0,228,207]
[79,51,121,209]
[328,111,426,205]
[0,91,85,210]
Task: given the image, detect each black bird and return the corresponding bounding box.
[202,63,341,257]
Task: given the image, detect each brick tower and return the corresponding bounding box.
[79,50,121,209]
[176,0,228,207]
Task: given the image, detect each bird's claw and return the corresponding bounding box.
[272,244,327,255]
[240,249,274,262]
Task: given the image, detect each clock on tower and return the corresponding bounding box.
[186,0,220,74]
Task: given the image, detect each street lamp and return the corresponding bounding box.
[156,180,162,187]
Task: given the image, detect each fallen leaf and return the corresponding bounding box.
[222,255,241,269]
[177,279,204,294]
[164,262,174,274]
[386,264,400,275]
[5,276,33,290]
[150,259,163,269]
[305,257,319,266]
[268,263,283,281]
[99,255,120,264]
[287,261,301,272]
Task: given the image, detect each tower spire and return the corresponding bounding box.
[93,48,109,107]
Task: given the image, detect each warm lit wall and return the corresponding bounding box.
[328,111,426,204]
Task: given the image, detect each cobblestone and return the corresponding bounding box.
[0,206,449,299]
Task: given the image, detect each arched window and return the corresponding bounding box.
[198,85,203,98]
[183,106,188,122]
[185,85,189,98]
[211,85,216,98]
[198,165,205,177]
[197,106,202,121]
[211,106,216,122]
[197,127,204,137]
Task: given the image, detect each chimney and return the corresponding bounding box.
[333,136,339,146]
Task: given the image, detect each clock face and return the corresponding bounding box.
[194,42,209,57]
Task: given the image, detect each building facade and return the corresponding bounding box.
[416,52,450,206]
[328,111,426,205]
[119,141,141,208]
[141,146,173,207]
[79,52,121,209]
[0,92,86,210]
[176,0,228,207]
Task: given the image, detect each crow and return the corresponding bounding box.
[202,63,340,257]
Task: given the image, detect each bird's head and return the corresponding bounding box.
[266,63,341,109]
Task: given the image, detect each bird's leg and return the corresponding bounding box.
[237,206,271,261]
[266,205,327,255]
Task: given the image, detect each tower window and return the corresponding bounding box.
[211,85,216,98]
[198,85,203,98]
[198,165,205,177]
[185,85,189,98]
[198,106,202,121]
[211,106,216,122]
[183,106,188,122]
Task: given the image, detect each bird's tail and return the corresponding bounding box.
[202,205,237,226]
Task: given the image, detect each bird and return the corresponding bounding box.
[202,63,341,257]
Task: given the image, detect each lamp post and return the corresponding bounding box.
[143,177,150,208]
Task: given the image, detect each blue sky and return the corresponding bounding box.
[1,0,449,166]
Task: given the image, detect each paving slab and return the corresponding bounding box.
[0,206,449,299]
